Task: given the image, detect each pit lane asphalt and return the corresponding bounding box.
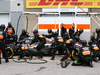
[0,56,100,75]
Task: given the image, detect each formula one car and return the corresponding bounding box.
[6,36,53,58]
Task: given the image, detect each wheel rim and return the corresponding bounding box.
[72,50,78,60]
[6,47,14,58]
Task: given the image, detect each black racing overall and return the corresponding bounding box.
[32,34,46,58]
[6,27,15,35]
[51,37,64,60]
[44,32,55,38]
[74,46,92,66]
[0,30,9,64]
[89,40,100,61]
[60,39,73,61]
[6,26,15,44]
[19,33,29,41]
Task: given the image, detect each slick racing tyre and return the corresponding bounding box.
[6,44,15,59]
[70,50,78,61]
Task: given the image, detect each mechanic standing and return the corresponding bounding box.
[19,29,30,40]
[61,23,67,38]
[32,29,46,59]
[0,25,9,64]
[1,24,6,58]
[95,28,100,48]
[96,28,100,38]
[6,22,15,36]
[69,23,75,38]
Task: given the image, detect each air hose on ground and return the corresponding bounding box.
[12,56,47,64]
[12,56,26,63]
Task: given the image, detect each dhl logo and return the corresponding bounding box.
[26,0,100,8]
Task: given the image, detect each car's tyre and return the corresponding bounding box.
[6,44,15,59]
[70,50,78,61]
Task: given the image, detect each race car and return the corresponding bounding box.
[6,36,54,58]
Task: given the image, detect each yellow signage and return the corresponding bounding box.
[26,0,100,8]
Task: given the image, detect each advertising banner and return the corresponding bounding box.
[26,0,100,8]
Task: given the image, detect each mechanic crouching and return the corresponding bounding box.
[72,40,93,67]
[88,35,100,62]
[19,29,30,41]
[0,25,9,64]
[32,29,46,59]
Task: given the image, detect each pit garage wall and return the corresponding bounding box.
[24,14,39,36]
[11,12,24,38]
[90,15,100,37]
[0,0,24,38]
[0,0,10,26]
[24,0,42,36]
[0,0,10,12]
[89,8,100,37]
[10,0,24,38]
[38,16,90,41]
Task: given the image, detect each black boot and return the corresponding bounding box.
[60,58,65,62]
[72,62,76,66]
[50,57,54,60]
[5,54,9,63]
[5,59,9,63]
[37,54,43,59]
[38,56,41,59]
[18,55,21,60]
[89,62,93,68]
[0,55,1,64]
[29,55,33,60]
[38,53,43,59]
[98,56,100,60]
[0,59,1,64]
[93,58,98,62]
[40,54,43,59]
